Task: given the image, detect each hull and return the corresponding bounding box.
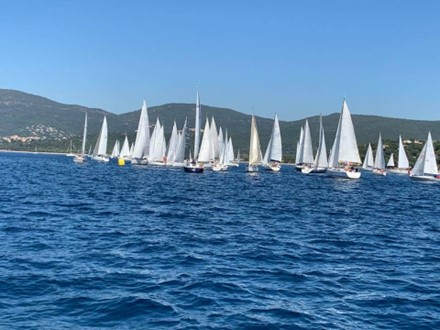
[410,174,440,182]
[301,166,327,174]
[389,168,410,175]
[372,169,387,176]
[265,163,281,172]
[73,155,86,163]
[183,162,204,173]
[328,167,361,179]
[92,155,109,163]
[246,165,259,172]
[131,158,149,165]
[212,164,228,171]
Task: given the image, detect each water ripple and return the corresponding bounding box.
[0,153,439,329]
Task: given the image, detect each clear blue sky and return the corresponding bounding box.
[1,0,440,120]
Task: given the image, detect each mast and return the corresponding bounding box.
[81,112,88,156]
[193,88,201,159]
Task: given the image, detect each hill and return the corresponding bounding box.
[1,89,440,161]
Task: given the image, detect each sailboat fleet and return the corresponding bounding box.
[70,96,440,182]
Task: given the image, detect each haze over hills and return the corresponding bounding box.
[1,89,440,157]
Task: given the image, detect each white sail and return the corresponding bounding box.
[328,100,361,167]
[412,132,438,176]
[362,143,374,169]
[93,116,108,156]
[174,119,187,163]
[111,139,120,158]
[302,119,314,164]
[210,117,220,160]
[149,119,166,162]
[132,100,150,159]
[262,135,272,166]
[387,153,395,167]
[218,127,224,158]
[398,135,409,169]
[314,115,328,168]
[374,133,386,170]
[296,126,304,164]
[194,89,201,159]
[81,112,88,156]
[248,114,262,166]
[266,114,282,163]
[166,121,179,164]
[227,137,235,165]
[198,118,212,162]
[120,135,131,158]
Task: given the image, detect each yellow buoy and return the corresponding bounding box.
[118,158,125,166]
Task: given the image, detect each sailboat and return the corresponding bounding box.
[66,140,75,157]
[389,135,410,174]
[295,121,314,171]
[302,115,328,174]
[295,126,304,169]
[247,114,262,172]
[131,100,150,165]
[327,100,362,179]
[262,114,282,172]
[386,153,395,169]
[362,143,375,171]
[74,112,88,163]
[372,133,387,176]
[184,89,204,173]
[92,116,109,162]
[410,132,439,181]
[110,139,120,158]
[119,135,131,162]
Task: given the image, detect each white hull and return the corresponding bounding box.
[327,167,361,179]
[73,155,86,163]
[372,169,387,176]
[264,163,281,172]
[301,166,327,174]
[388,168,410,175]
[166,162,185,168]
[246,165,259,172]
[92,155,109,163]
[410,174,440,182]
[212,163,228,171]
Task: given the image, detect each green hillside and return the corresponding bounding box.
[1,89,440,163]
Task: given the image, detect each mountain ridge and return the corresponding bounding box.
[1,89,440,160]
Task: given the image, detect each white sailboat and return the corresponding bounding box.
[327,100,362,179]
[296,121,314,171]
[410,132,439,181]
[295,126,304,169]
[387,153,395,169]
[247,114,262,172]
[213,129,229,172]
[170,119,187,167]
[262,114,282,172]
[111,139,120,158]
[389,135,410,174]
[166,121,179,165]
[92,116,109,162]
[74,112,88,163]
[372,133,387,176]
[119,135,131,160]
[302,115,328,174]
[131,100,150,165]
[184,89,204,173]
[66,140,75,157]
[149,118,167,165]
[362,143,375,171]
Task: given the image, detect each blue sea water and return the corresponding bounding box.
[0,152,439,329]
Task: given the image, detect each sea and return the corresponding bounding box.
[0,152,439,329]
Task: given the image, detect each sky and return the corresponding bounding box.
[1,0,440,121]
